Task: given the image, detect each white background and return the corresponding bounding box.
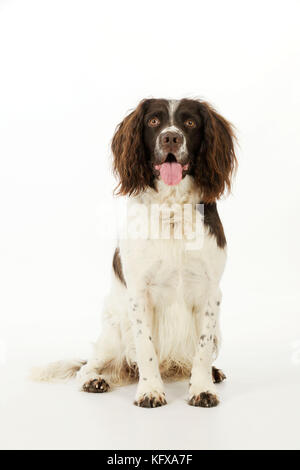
[0,0,300,450]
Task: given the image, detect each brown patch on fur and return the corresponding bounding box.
[112,247,127,286]
[125,362,139,379]
[212,366,227,384]
[194,101,237,203]
[202,202,227,248]
[160,361,191,382]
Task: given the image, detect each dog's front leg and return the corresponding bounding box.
[189,290,221,408]
[128,292,166,408]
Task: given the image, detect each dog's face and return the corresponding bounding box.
[112,98,237,203]
[143,99,203,186]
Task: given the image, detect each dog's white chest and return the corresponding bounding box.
[142,239,208,308]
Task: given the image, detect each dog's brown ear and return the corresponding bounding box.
[112,100,153,196]
[194,102,237,203]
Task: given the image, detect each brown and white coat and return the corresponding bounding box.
[33,99,237,408]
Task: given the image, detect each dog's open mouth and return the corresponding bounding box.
[155,154,189,186]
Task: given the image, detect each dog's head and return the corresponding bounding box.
[112,99,237,202]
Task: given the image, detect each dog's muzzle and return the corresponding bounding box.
[159,130,183,154]
[155,129,189,186]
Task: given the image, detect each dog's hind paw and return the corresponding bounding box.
[82,378,110,393]
[212,366,227,384]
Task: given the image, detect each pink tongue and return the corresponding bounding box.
[159,162,183,186]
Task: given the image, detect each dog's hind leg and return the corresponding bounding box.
[77,323,120,393]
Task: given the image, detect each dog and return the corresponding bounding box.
[33,98,237,408]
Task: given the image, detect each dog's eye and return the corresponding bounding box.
[184,119,196,128]
[148,117,160,128]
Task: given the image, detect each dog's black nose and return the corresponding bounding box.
[160,131,183,150]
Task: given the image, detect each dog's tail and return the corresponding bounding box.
[30,359,87,383]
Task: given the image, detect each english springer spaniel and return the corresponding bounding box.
[33,99,237,408]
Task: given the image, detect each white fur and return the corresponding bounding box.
[33,175,226,406]
[154,99,188,164]
[168,99,179,125]
[30,359,86,382]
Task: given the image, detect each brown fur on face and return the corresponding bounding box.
[112,100,155,196]
[112,99,237,202]
[193,101,237,203]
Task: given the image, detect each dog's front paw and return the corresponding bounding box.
[188,391,219,408]
[134,391,167,408]
[82,378,110,393]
